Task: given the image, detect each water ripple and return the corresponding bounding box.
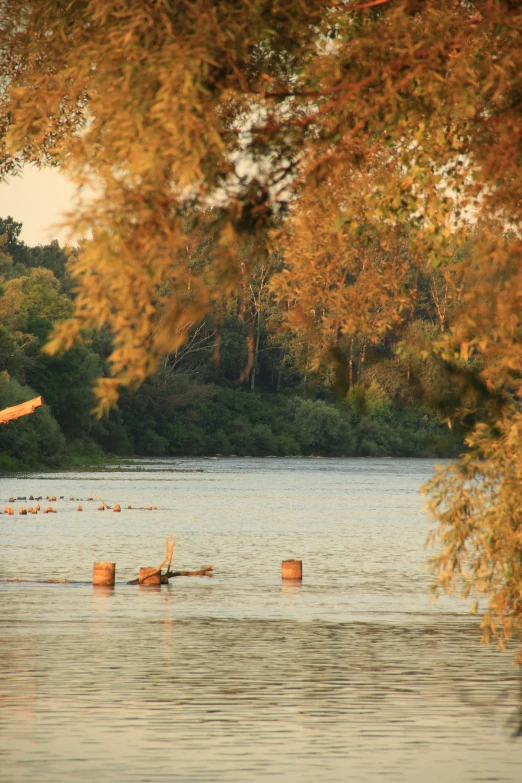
[0,458,520,782]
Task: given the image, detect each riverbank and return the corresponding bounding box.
[0,388,462,473]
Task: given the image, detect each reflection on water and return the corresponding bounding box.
[281,580,302,595]
[92,584,115,599]
[0,458,520,782]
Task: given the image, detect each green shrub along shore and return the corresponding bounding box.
[0,383,458,472]
[0,217,461,471]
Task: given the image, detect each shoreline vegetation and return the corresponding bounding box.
[0,216,462,473]
[0,453,450,476]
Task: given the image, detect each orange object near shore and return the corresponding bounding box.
[0,396,44,424]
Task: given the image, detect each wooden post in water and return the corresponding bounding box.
[139,567,162,585]
[93,562,116,586]
[282,559,302,581]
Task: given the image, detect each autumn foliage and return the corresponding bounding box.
[2,1,522,655]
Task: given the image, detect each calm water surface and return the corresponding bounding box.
[0,458,520,782]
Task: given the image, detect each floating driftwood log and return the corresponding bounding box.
[128,536,214,584]
[4,578,71,583]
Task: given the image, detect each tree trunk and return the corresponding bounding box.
[250,313,261,391]
[349,337,354,389]
[359,344,366,384]
[276,349,285,391]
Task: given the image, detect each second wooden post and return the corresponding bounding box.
[139,567,162,585]
[282,559,302,581]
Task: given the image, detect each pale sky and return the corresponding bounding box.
[0,165,76,246]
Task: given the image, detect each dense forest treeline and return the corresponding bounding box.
[0,216,460,470]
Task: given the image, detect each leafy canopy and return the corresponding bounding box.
[2,1,522,654]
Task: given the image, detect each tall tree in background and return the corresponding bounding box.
[2,1,522,655]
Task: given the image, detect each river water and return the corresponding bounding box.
[0,458,520,782]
